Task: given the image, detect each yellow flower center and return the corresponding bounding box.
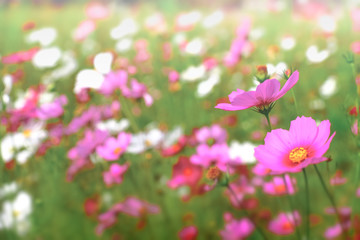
[113,147,122,155]
[289,147,308,163]
[23,129,32,138]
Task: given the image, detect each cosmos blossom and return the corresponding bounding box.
[96,132,131,161]
[254,116,335,173]
[268,211,301,235]
[215,70,299,111]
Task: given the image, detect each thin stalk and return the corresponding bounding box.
[264,112,272,131]
[291,89,299,115]
[282,175,301,240]
[227,185,269,240]
[313,165,348,240]
[302,168,310,240]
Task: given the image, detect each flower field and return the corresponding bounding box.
[1,1,360,239]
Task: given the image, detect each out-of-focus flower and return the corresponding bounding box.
[280,35,296,50]
[202,10,223,28]
[319,76,337,98]
[179,225,198,240]
[168,156,203,189]
[1,48,39,65]
[219,212,254,240]
[324,207,351,239]
[255,116,335,173]
[215,70,299,111]
[96,119,129,134]
[110,18,138,40]
[145,13,167,33]
[263,175,296,195]
[73,20,96,42]
[351,8,360,32]
[351,41,360,54]
[268,211,301,235]
[127,128,164,154]
[196,67,221,97]
[85,2,109,20]
[74,52,113,93]
[27,27,57,46]
[330,170,347,186]
[32,47,62,69]
[36,95,67,120]
[0,191,32,236]
[225,176,255,208]
[96,132,131,161]
[195,124,227,145]
[306,45,329,63]
[103,163,129,186]
[175,11,202,31]
[229,141,257,164]
[181,64,206,82]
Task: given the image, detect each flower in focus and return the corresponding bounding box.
[215,70,299,112]
[255,116,335,173]
[96,132,131,161]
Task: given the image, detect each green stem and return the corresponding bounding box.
[313,165,348,240]
[282,175,301,240]
[227,185,269,240]
[302,168,310,240]
[291,89,299,116]
[264,112,272,131]
[120,97,140,132]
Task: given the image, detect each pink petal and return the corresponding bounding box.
[275,70,299,100]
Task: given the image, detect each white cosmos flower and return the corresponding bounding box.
[229,141,257,164]
[115,38,132,53]
[280,36,296,50]
[176,11,202,30]
[43,51,78,84]
[202,10,224,28]
[27,27,57,46]
[96,119,130,134]
[0,182,18,199]
[32,47,62,69]
[110,18,138,40]
[74,52,113,93]
[181,64,206,82]
[0,191,32,235]
[306,45,329,63]
[319,76,337,98]
[197,67,221,97]
[249,28,265,41]
[127,128,164,154]
[266,62,287,77]
[162,126,183,148]
[185,38,204,55]
[309,99,325,110]
[318,15,336,34]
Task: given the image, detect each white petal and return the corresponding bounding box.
[27,27,57,46]
[32,47,62,69]
[74,69,104,93]
[93,52,113,74]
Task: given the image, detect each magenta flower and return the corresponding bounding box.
[116,196,160,217]
[167,156,203,189]
[96,132,131,161]
[254,116,335,173]
[195,124,227,145]
[103,163,129,186]
[100,70,127,95]
[263,175,296,196]
[178,225,198,240]
[2,47,39,64]
[190,143,241,173]
[37,95,68,120]
[219,212,254,240]
[268,211,301,235]
[215,70,299,111]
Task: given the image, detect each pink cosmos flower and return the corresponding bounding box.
[268,211,301,235]
[178,225,198,240]
[215,70,299,111]
[100,70,128,95]
[351,8,360,32]
[195,124,227,145]
[95,209,118,235]
[168,70,179,83]
[254,116,335,173]
[96,132,131,161]
[219,212,254,240]
[116,196,160,217]
[324,207,351,239]
[225,176,255,208]
[263,175,296,196]
[103,163,129,186]
[121,79,153,106]
[36,95,68,120]
[167,156,203,189]
[190,143,241,173]
[330,170,347,186]
[74,20,96,42]
[85,2,109,20]
[2,47,39,64]
[351,41,360,55]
